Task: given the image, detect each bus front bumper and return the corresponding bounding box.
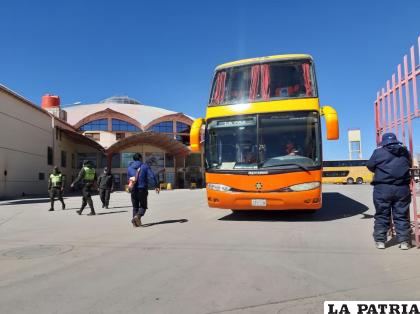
[206,188,322,210]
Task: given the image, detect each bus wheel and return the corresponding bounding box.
[356,177,364,184]
[346,177,354,184]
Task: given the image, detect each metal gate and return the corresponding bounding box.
[374,36,420,248]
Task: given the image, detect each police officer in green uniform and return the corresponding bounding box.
[48,166,66,211]
[71,160,97,216]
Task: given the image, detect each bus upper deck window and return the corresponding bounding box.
[269,62,313,99]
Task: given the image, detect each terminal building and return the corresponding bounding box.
[0,84,203,199]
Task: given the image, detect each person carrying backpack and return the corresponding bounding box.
[127,153,160,227]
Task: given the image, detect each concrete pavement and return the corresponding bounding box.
[0,185,419,314]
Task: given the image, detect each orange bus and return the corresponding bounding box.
[190,54,339,211]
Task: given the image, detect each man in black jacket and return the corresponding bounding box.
[97,167,114,209]
[367,133,412,250]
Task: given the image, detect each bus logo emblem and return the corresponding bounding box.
[255,182,263,190]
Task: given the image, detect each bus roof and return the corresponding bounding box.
[215,54,313,71]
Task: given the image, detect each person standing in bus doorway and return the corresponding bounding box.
[97,167,114,209]
[127,153,160,227]
[71,160,97,216]
[48,166,66,211]
[367,133,412,250]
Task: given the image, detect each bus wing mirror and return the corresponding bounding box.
[190,118,205,153]
[321,106,339,140]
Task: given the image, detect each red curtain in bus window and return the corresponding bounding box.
[249,65,260,101]
[211,71,227,104]
[260,64,270,100]
[302,63,312,96]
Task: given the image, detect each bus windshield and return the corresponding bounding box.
[205,111,321,171]
[209,59,316,106]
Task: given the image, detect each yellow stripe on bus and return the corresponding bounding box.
[205,98,320,120]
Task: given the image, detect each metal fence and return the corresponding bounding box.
[374,36,420,247]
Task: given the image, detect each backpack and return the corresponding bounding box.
[146,169,158,190]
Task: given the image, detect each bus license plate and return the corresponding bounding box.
[251,199,266,207]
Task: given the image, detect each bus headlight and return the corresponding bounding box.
[288,182,320,191]
[207,183,231,192]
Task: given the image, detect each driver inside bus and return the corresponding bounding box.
[244,151,257,163]
[286,140,300,156]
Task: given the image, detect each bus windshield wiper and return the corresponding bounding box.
[260,163,310,172]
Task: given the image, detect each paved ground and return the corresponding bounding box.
[0,185,419,314]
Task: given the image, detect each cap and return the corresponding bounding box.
[380,132,401,146]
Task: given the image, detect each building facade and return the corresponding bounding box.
[64,96,202,190]
[0,87,202,199]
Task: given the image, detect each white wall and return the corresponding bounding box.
[0,90,53,198]
[82,131,116,149]
[0,89,104,199]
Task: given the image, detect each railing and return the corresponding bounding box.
[374,35,420,248]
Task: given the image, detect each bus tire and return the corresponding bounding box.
[346,177,354,185]
[356,177,364,184]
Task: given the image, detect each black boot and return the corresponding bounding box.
[48,208,54,211]
[87,212,96,216]
[76,209,83,215]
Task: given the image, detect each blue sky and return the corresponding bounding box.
[1,0,419,160]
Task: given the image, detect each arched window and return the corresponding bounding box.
[148,121,173,133]
[176,122,191,133]
[112,119,141,132]
[79,119,108,131]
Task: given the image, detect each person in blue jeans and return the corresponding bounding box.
[367,133,412,250]
[127,153,160,227]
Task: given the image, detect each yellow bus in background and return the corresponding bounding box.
[190,54,339,211]
[322,160,373,184]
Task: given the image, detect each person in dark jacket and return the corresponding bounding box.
[97,167,114,209]
[48,166,66,211]
[71,160,97,216]
[127,153,160,227]
[367,132,412,250]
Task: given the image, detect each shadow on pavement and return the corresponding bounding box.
[218,192,369,222]
[107,205,132,209]
[97,210,128,216]
[386,234,417,249]
[142,219,188,227]
[0,198,51,205]
[361,213,374,219]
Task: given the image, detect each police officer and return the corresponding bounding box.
[97,167,114,209]
[48,166,65,211]
[367,133,412,250]
[71,160,97,216]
